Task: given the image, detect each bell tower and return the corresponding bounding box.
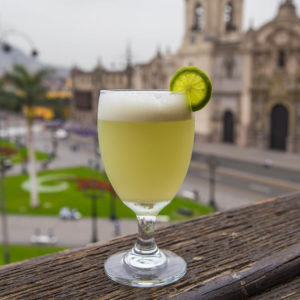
[184,0,243,41]
[178,0,244,143]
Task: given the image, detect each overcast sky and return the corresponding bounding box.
[1,0,300,70]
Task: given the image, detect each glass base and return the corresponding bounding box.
[104,249,186,288]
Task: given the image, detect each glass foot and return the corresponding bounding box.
[104,250,186,288]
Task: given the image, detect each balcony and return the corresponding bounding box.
[0,193,299,299]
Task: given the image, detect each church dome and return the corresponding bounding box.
[276,0,298,20]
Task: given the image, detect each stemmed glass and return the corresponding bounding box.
[98,90,194,287]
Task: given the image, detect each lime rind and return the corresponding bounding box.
[169,66,212,112]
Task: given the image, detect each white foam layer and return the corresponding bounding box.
[98,90,193,122]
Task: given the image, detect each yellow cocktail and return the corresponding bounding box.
[98,119,194,212]
[98,90,194,287]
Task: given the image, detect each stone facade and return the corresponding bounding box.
[71,0,300,153]
[245,0,300,153]
[71,64,133,126]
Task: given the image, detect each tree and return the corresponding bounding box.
[0,65,52,208]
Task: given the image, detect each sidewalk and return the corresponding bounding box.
[5,131,95,177]
[1,215,171,247]
[194,141,300,171]
[2,215,136,247]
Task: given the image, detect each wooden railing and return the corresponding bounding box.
[0,193,299,299]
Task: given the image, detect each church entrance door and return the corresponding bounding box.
[270,104,288,151]
[223,111,234,143]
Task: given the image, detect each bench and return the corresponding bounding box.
[0,193,299,299]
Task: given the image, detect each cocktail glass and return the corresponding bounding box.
[98,90,194,287]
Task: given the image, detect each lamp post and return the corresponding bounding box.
[51,135,58,159]
[1,29,38,58]
[93,132,100,170]
[206,155,219,211]
[82,180,102,243]
[0,115,11,264]
[0,159,10,264]
[110,193,117,221]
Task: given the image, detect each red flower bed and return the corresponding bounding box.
[76,178,117,196]
[0,146,17,157]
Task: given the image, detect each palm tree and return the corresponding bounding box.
[1,65,52,208]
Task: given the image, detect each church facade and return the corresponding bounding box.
[71,0,300,153]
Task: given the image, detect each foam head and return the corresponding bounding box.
[98,90,193,122]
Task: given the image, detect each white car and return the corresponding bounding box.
[54,129,69,140]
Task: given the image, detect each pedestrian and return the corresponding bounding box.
[70,208,81,220]
[114,220,120,237]
[263,158,273,169]
[60,207,71,220]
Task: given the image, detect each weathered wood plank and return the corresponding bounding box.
[0,193,299,299]
[173,243,300,300]
[250,276,300,300]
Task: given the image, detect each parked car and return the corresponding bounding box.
[54,128,69,140]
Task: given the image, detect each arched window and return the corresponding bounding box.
[190,35,196,44]
[194,4,203,31]
[225,2,235,32]
[278,50,286,68]
[224,57,235,78]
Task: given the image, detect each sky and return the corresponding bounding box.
[0,0,300,70]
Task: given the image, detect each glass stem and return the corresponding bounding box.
[133,215,158,255]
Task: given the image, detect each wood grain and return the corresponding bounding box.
[250,276,300,300]
[0,193,299,299]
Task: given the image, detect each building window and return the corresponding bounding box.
[225,2,236,32]
[224,58,235,78]
[194,4,203,31]
[74,91,92,110]
[278,50,286,68]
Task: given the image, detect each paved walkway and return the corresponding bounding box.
[194,141,300,171]
[1,215,171,247]
[6,131,96,176]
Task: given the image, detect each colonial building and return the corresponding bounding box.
[71,0,300,153]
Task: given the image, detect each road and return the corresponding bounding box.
[192,152,300,184]
[180,161,299,211]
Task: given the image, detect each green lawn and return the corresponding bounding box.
[0,139,49,163]
[4,166,212,220]
[0,244,68,265]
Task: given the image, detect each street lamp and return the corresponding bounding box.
[81,180,102,243]
[110,191,117,221]
[51,135,58,159]
[93,132,100,170]
[0,159,10,264]
[0,115,12,264]
[1,29,38,58]
[206,155,219,211]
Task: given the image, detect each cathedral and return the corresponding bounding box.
[71,0,300,153]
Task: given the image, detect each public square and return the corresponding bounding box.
[2,117,299,248]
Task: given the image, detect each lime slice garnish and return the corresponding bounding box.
[169,66,212,112]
